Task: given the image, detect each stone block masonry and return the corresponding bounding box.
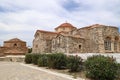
[33,23,120,54]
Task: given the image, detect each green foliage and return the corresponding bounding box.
[47,53,67,69]
[85,55,118,80]
[28,48,32,53]
[25,53,33,64]
[32,54,40,65]
[38,54,48,67]
[116,63,120,80]
[67,55,83,72]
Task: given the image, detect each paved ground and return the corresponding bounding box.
[0,62,83,80]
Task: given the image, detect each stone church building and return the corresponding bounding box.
[0,38,28,56]
[32,22,120,53]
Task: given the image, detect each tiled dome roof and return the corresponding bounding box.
[55,22,76,30]
[5,38,25,42]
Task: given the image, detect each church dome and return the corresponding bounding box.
[4,38,25,42]
[55,22,76,30]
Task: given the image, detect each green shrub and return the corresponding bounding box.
[67,55,83,72]
[25,53,33,64]
[38,54,48,67]
[85,55,118,80]
[48,53,67,69]
[116,63,120,80]
[32,54,40,65]
[28,48,32,53]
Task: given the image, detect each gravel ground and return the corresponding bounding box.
[0,62,84,80]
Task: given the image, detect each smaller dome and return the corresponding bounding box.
[55,22,76,30]
[59,23,73,27]
[4,38,25,42]
[9,38,21,41]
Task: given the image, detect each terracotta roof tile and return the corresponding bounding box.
[79,24,101,29]
[55,22,76,30]
[37,30,58,34]
[4,38,25,43]
[80,24,118,30]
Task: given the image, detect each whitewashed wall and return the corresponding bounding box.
[66,53,120,63]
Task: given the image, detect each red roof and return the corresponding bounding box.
[80,24,117,30]
[55,22,76,30]
[37,30,58,34]
[4,38,25,43]
[79,24,101,29]
[35,30,58,40]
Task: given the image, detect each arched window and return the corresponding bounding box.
[79,45,81,49]
[104,37,111,50]
[13,43,17,47]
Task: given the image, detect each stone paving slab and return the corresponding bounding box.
[0,62,84,80]
[20,63,85,80]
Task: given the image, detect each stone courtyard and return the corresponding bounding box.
[0,53,120,80]
[0,62,83,80]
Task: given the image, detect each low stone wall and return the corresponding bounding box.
[0,55,25,62]
[0,57,5,61]
[1,53,120,63]
[67,53,120,63]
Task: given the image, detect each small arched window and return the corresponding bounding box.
[79,45,81,49]
[104,37,111,50]
[13,43,17,47]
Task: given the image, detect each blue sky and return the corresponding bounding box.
[0,0,120,47]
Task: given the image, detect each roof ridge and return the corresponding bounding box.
[37,30,58,34]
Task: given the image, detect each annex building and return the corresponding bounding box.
[32,22,120,53]
[0,38,28,56]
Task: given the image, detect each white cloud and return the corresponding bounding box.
[0,0,120,46]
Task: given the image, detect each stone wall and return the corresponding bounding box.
[0,55,25,62]
[33,23,120,54]
[101,26,120,53]
[52,34,85,53]
[4,42,26,48]
[32,31,57,53]
[32,38,46,53]
[52,35,67,53]
[88,27,102,53]
[72,25,120,53]
[0,38,28,55]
